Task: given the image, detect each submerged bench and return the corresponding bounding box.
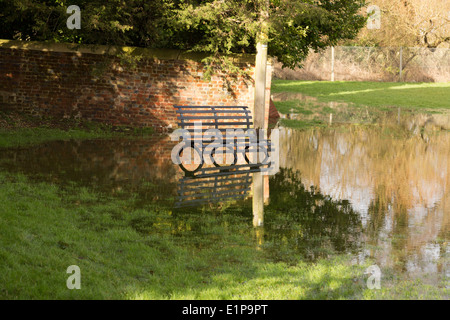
[174,105,271,175]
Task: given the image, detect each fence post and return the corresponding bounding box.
[331,46,335,81]
[399,46,403,82]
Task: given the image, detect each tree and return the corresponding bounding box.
[0,0,368,69]
[172,0,367,69]
[0,0,172,46]
[351,0,450,48]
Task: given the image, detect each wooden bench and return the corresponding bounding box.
[174,105,271,176]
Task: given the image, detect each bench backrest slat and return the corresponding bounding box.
[175,105,253,131]
[174,105,249,109]
[180,121,253,127]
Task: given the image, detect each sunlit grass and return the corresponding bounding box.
[272,80,450,109]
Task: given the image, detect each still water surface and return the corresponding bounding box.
[278,125,449,283]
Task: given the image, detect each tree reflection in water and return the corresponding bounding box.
[278,126,449,278]
[264,168,363,262]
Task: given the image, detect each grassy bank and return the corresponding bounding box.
[0,171,366,299]
[0,111,154,148]
[0,169,447,299]
[272,81,450,110]
[0,127,155,148]
[0,127,116,148]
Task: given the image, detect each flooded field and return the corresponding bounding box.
[1,115,448,292]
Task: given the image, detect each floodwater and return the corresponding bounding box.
[272,92,450,130]
[278,126,449,283]
[0,115,449,288]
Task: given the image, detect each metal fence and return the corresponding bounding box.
[273,46,450,82]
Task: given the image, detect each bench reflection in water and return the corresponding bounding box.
[175,163,268,208]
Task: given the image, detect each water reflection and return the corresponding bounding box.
[264,168,363,262]
[279,126,449,278]
[176,171,252,208]
[0,125,448,282]
[0,136,179,202]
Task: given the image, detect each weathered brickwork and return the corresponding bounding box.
[0,40,272,132]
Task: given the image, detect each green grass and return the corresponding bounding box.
[0,126,154,148]
[0,110,155,148]
[279,119,326,130]
[0,170,447,299]
[0,128,114,148]
[273,100,315,115]
[272,80,450,110]
[363,278,449,300]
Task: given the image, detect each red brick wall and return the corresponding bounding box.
[0,41,272,132]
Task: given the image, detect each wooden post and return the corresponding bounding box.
[399,46,403,82]
[253,42,268,130]
[331,46,335,81]
[252,1,269,228]
[252,42,267,228]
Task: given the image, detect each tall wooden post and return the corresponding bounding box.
[252,1,269,228]
[399,46,403,82]
[253,42,268,130]
[331,46,335,81]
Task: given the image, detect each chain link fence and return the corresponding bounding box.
[274,46,450,82]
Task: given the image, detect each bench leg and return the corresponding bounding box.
[177,142,203,176]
